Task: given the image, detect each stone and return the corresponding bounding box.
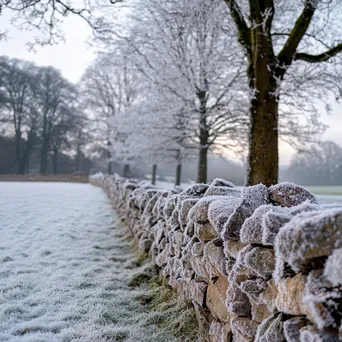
[204,239,227,276]
[240,205,274,245]
[283,317,309,342]
[303,269,340,329]
[240,278,267,302]
[250,301,273,323]
[223,240,248,259]
[208,320,231,342]
[275,273,307,315]
[230,317,259,341]
[189,197,222,224]
[211,178,236,187]
[192,241,205,257]
[208,197,241,234]
[195,222,218,241]
[226,283,251,317]
[182,183,209,197]
[179,198,199,226]
[275,208,342,273]
[244,247,275,279]
[259,279,277,312]
[222,184,269,241]
[206,276,230,322]
[204,186,241,197]
[269,182,317,207]
[300,325,340,342]
[255,313,286,342]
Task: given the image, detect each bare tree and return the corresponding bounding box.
[33,67,77,174]
[0,57,39,174]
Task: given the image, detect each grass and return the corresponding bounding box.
[306,186,342,196]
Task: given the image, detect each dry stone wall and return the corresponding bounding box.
[90,174,342,342]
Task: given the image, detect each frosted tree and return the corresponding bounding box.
[120,0,249,184]
[224,0,342,186]
[80,49,142,176]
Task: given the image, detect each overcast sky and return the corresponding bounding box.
[0,9,341,165]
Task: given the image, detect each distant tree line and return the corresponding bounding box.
[283,141,342,186]
[0,56,102,175]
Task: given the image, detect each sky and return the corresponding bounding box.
[0,9,341,165]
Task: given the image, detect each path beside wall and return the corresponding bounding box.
[91,174,342,342]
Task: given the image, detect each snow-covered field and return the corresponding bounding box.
[0,182,181,342]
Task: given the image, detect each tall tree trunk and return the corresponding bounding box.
[108,161,112,175]
[196,90,209,184]
[197,146,208,184]
[246,25,279,187]
[175,163,182,186]
[75,145,81,172]
[123,164,130,178]
[40,141,48,174]
[15,132,25,175]
[151,164,157,185]
[52,150,58,174]
[246,87,279,186]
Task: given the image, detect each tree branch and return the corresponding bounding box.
[277,0,318,66]
[295,43,342,63]
[223,0,251,55]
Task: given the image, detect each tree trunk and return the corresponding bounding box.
[108,161,112,175]
[40,142,48,174]
[75,145,81,172]
[197,146,208,184]
[246,26,279,187]
[151,164,157,185]
[52,150,58,174]
[196,90,209,184]
[123,164,130,178]
[175,163,182,186]
[246,90,279,186]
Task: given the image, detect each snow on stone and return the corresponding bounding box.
[0,182,178,342]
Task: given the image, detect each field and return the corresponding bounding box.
[306,186,342,195]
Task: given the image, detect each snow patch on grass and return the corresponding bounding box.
[0,182,197,342]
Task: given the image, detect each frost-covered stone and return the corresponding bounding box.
[303,269,341,330]
[240,205,275,244]
[211,178,236,187]
[204,239,227,276]
[206,276,230,322]
[222,184,269,241]
[244,247,275,279]
[209,320,231,342]
[269,182,317,207]
[191,241,205,257]
[283,317,309,342]
[300,325,340,342]
[181,183,209,197]
[276,208,342,273]
[178,198,199,226]
[230,317,259,341]
[223,240,248,259]
[208,197,240,234]
[187,280,208,306]
[324,248,342,286]
[195,222,218,241]
[275,273,307,315]
[204,186,241,197]
[240,278,267,302]
[226,283,251,317]
[255,313,286,342]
